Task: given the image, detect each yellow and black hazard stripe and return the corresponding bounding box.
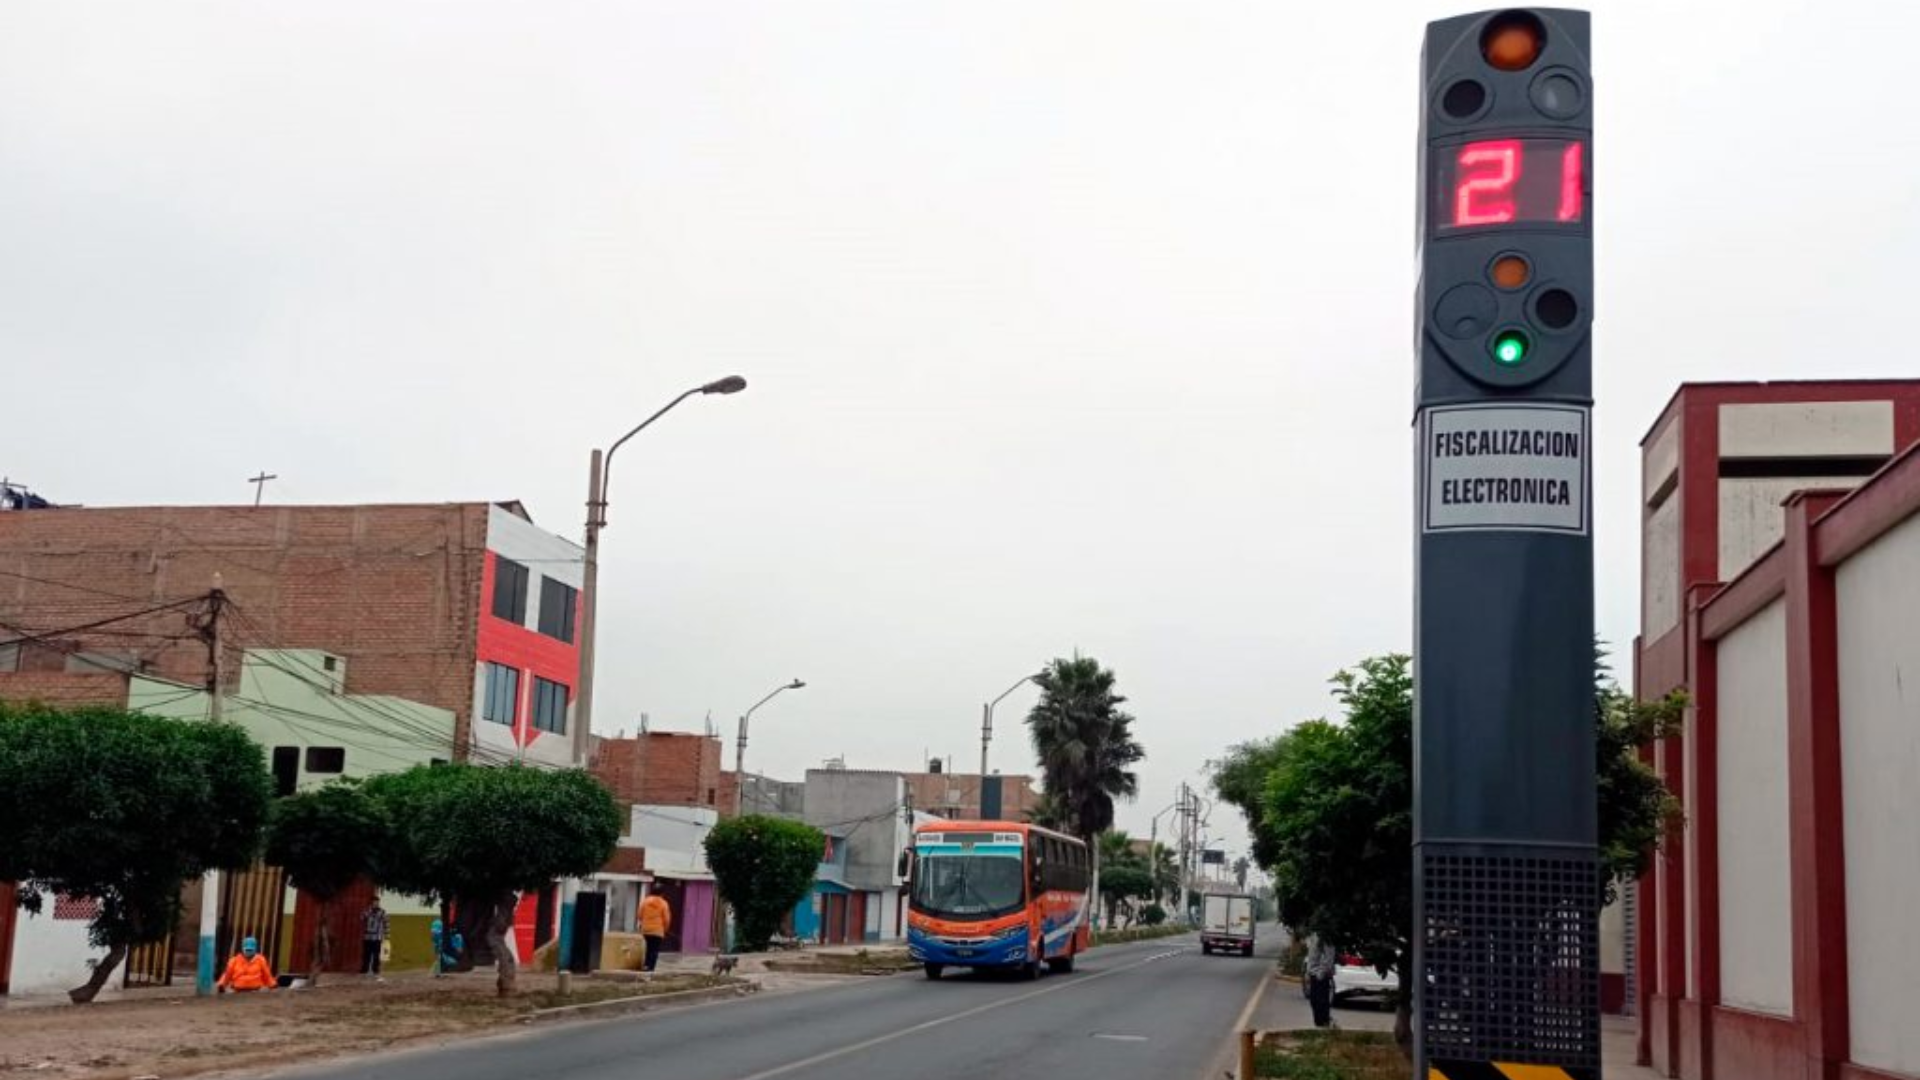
[1428,1062,1599,1080]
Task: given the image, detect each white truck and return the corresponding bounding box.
[1199,892,1256,956]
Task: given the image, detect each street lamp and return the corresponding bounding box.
[980,670,1044,781]
[572,375,747,765]
[560,377,746,974]
[735,679,805,815]
[1143,798,1180,909]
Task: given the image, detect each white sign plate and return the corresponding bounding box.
[1421,403,1590,535]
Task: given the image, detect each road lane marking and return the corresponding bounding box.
[1092,1033,1148,1042]
[1199,955,1274,1080]
[723,950,1177,1080]
[1229,964,1270,1032]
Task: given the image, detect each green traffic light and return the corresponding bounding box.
[1492,330,1530,366]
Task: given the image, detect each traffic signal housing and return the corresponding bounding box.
[1418,8,1591,402]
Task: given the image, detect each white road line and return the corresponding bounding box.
[1229,964,1270,1033]
[1199,956,1274,1080]
[724,949,1176,1080]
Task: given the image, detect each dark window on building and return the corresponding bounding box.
[532,677,569,735]
[707,788,716,805]
[492,558,529,624]
[271,746,299,797]
[482,662,519,725]
[322,655,338,672]
[537,577,578,643]
[305,746,346,774]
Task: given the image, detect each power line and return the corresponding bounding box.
[0,597,208,651]
[219,600,470,749]
[0,567,160,603]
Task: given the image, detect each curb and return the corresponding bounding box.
[523,981,757,1023]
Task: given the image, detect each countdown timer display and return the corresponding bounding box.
[1434,138,1584,231]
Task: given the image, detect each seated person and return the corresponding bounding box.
[216,936,276,993]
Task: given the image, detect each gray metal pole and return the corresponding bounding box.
[572,449,604,767]
[733,680,804,817]
[979,701,991,785]
[734,714,749,816]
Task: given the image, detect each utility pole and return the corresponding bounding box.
[1167,776,1182,922]
[195,579,227,996]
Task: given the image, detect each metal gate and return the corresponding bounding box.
[123,932,177,988]
[218,864,288,970]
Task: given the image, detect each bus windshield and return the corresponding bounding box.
[911,850,1025,920]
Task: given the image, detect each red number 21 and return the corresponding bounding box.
[1455,140,1519,226]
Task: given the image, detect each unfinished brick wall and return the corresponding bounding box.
[593,732,723,810]
[0,670,132,708]
[0,504,492,753]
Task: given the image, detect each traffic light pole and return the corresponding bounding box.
[1412,11,1598,1080]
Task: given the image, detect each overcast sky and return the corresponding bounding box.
[6,1,1918,859]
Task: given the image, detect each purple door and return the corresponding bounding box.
[679,882,715,954]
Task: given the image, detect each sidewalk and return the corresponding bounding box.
[1251,975,1663,1079]
[0,967,736,1079]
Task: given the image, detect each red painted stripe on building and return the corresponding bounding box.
[1782,492,1852,1078]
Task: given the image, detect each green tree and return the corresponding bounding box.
[704,815,825,953]
[1025,655,1145,916]
[1098,865,1154,927]
[1242,651,1684,1051]
[1094,831,1150,926]
[1208,736,1293,870]
[361,764,621,995]
[264,781,389,985]
[0,703,272,1003]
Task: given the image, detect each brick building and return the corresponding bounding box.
[0,500,584,768]
[903,764,1041,822]
[592,730,725,811]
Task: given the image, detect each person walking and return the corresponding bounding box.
[360,898,390,981]
[1305,935,1337,1028]
[639,890,672,973]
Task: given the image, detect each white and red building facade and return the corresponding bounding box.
[1635,380,1920,1080]
[473,504,583,770]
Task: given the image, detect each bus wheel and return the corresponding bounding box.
[1025,956,1043,981]
[1047,955,1075,974]
[924,963,944,980]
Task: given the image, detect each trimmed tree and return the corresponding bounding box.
[361,764,622,995]
[264,780,389,984]
[0,703,272,1003]
[704,815,824,953]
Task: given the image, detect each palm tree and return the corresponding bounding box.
[1023,790,1072,832]
[1026,655,1145,926]
[1097,829,1140,871]
[1150,842,1179,905]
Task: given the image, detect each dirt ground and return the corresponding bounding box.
[0,970,736,1080]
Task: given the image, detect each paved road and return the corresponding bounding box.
[265,934,1274,1080]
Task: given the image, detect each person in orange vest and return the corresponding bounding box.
[639,890,672,973]
[216,936,276,993]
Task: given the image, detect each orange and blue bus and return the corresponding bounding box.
[906,819,1092,980]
